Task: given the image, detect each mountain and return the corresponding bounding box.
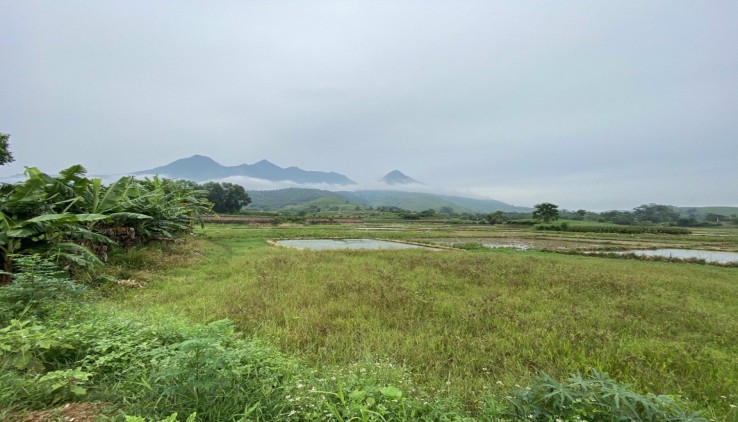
[379,170,422,185]
[248,188,529,213]
[135,155,356,185]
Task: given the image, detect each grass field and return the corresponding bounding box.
[110,224,738,419]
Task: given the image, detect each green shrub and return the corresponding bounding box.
[506,219,537,225]
[507,369,706,421]
[0,255,87,324]
[535,224,691,235]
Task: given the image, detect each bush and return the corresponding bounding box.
[506,219,538,225]
[0,255,88,324]
[535,224,691,235]
[507,369,706,421]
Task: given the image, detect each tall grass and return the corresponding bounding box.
[113,225,738,419]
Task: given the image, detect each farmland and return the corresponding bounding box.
[110,222,738,420]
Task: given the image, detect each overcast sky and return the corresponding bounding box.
[1,1,737,210]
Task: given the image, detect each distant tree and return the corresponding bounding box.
[633,203,679,224]
[439,206,455,215]
[418,209,437,218]
[533,202,559,223]
[704,213,723,223]
[600,210,635,225]
[676,216,699,227]
[0,133,14,166]
[486,211,506,225]
[201,182,251,214]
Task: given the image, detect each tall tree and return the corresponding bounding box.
[201,182,251,213]
[0,133,14,165]
[533,202,559,223]
[632,203,679,224]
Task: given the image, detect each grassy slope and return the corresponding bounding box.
[112,225,738,417]
[248,188,528,213]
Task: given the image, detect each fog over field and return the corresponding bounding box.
[1,1,737,210]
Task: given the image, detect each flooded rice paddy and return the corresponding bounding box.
[617,249,738,264]
[275,239,441,250]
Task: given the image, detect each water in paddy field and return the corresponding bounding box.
[482,242,532,251]
[619,249,738,264]
[275,239,440,250]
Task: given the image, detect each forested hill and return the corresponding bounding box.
[249,188,531,213]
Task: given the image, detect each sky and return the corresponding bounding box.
[1,1,737,211]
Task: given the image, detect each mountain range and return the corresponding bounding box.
[131,155,529,213]
[135,155,356,185]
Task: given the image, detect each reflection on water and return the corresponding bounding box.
[619,249,738,264]
[275,239,438,250]
[482,242,531,251]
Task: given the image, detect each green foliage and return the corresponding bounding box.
[0,132,13,166]
[0,319,69,373]
[0,255,87,323]
[0,167,211,276]
[536,223,691,235]
[532,202,559,223]
[200,181,250,214]
[506,218,538,225]
[633,203,681,224]
[507,369,705,421]
[486,211,506,224]
[125,413,197,422]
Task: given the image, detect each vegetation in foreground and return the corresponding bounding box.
[113,225,738,420]
[0,254,715,421]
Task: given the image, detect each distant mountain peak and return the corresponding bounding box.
[380,170,422,185]
[178,154,220,164]
[134,155,356,185]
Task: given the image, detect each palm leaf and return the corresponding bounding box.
[48,242,103,268]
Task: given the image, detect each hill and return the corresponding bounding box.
[248,188,529,213]
[249,188,352,210]
[135,155,356,185]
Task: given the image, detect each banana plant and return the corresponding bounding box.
[0,167,111,281]
[1,165,213,282]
